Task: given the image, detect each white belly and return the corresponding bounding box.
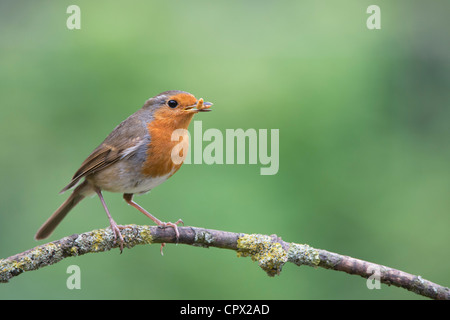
[122,172,172,194]
[88,161,173,194]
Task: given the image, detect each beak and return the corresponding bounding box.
[185,98,213,113]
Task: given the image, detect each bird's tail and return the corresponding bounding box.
[35,181,89,240]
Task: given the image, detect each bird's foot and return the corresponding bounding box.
[158,219,184,255]
[109,222,131,253]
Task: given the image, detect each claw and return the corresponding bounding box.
[159,219,183,241]
[123,194,184,254]
[158,219,184,255]
[110,223,131,253]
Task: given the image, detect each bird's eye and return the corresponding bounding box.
[168,100,178,108]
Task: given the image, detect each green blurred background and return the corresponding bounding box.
[0,0,449,300]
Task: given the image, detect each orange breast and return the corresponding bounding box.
[141,108,194,178]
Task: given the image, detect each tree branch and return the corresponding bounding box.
[1,225,448,300]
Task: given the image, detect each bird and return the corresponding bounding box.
[35,90,212,252]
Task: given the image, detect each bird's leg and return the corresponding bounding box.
[123,193,183,254]
[123,193,183,237]
[95,188,128,253]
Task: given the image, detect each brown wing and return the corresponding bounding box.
[60,110,150,193]
[59,145,120,193]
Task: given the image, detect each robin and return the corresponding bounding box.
[35,90,212,252]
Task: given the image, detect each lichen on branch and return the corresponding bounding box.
[0,224,448,300]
